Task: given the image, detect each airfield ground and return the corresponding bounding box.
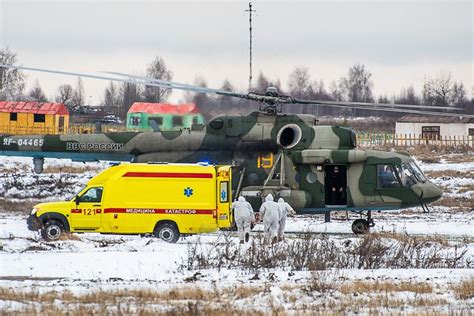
[0,151,472,314]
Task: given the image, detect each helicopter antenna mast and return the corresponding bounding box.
[245,2,256,92]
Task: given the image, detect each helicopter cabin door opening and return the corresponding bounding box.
[325,165,347,207]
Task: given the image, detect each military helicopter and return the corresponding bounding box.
[1,64,468,234]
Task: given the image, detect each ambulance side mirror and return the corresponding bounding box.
[74,196,80,206]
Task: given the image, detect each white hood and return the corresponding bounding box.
[278,198,285,203]
[238,196,246,202]
[265,194,274,202]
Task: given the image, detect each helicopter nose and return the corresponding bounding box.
[421,183,443,204]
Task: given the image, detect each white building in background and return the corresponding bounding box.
[395,115,474,139]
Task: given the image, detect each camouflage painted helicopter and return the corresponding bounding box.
[1,64,468,233]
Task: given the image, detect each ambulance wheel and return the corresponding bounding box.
[351,219,370,235]
[154,223,180,243]
[41,220,64,241]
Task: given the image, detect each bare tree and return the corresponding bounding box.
[329,80,343,101]
[288,67,311,98]
[340,64,374,103]
[255,72,283,94]
[377,95,390,104]
[55,84,74,105]
[0,48,25,100]
[307,80,332,115]
[422,72,468,110]
[142,56,173,103]
[72,77,85,106]
[28,80,48,102]
[451,82,468,109]
[395,85,421,105]
[288,67,311,113]
[103,82,121,107]
[120,82,142,113]
[423,73,451,107]
[339,64,374,116]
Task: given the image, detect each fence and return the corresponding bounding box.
[357,133,474,148]
[0,124,126,135]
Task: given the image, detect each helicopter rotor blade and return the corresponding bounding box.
[297,101,474,118]
[1,64,471,118]
[103,71,247,98]
[293,99,462,111]
[0,64,244,97]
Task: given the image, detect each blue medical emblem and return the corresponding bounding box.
[184,187,193,197]
[220,190,227,201]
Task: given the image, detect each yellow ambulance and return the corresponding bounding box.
[27,163,233,243]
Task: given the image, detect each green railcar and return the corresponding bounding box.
[126,103,205,131]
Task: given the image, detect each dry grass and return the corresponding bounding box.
[424,169,473,179]
[58,233,82,241]
[42,165,102,174]
[451,277,474,300]
[1,277,471,315]
[433,196,473,209]
[458,184,474,193]
[407,146,473,158]
[0,286,266,315]
[182,233,470,272]
[340,280,433,295]
[445,154,474,163]
[0,199,36,214]
[324,294,448,311]
[372,232,451,247]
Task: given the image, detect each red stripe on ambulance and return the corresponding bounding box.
[103,208,214,215]
[122,172,213,179]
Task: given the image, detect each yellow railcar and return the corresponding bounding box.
[0,101,69,134]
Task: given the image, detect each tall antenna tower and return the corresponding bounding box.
[245,2,256,91]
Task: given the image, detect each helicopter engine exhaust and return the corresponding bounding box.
[276,124,302,149]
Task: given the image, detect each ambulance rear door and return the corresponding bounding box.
[216,166,232,228]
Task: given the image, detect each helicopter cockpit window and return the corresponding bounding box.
[408,161,427,182]
[395,164,417,187]
[377,165,399,188]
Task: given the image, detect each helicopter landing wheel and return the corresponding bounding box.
[351,219,370,234]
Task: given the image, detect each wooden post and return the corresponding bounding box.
[325,212,331,223]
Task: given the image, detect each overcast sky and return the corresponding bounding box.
[0,0,472,104]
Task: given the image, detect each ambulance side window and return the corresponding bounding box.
[79,187,103,203]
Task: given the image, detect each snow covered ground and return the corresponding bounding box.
[0,155,473,314]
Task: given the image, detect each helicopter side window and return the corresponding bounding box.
[377,165,399,188]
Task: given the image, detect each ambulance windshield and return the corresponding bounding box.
[70,185,87,201]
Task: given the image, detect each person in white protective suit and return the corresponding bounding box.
[231,196,255,243]
[259,194,280,244]
[277,198,296,241]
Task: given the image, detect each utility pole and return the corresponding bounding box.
[245,2,256,92]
